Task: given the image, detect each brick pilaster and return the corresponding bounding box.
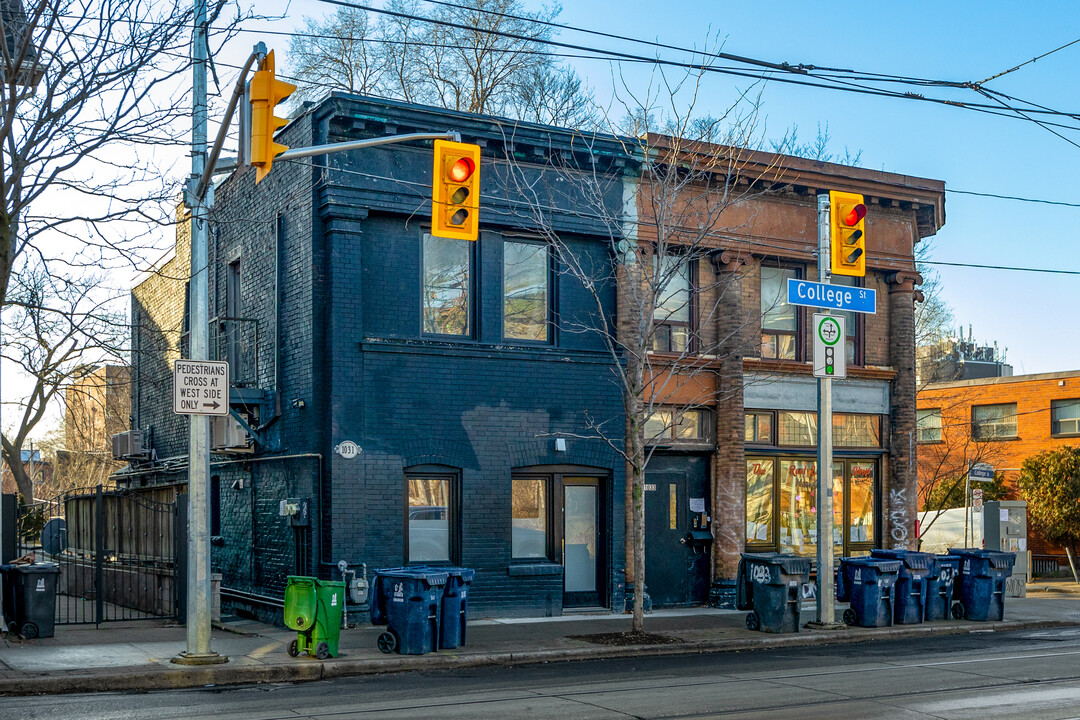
[886,270,921,549]
[711,251,748,580]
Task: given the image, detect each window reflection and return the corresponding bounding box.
[503,241,548,341]
[779,460,817,557]
[849,462,874,543]
[746,460,774,543]
[423,234,470,336]
[408,477,450,562]
[512,477,548,558]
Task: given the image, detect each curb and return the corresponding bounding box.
[1,618,1076,697]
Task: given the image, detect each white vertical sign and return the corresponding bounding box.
[813,314,846,379]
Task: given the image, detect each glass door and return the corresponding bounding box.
[563,478,600,607]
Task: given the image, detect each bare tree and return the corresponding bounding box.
[499,60,781,630]
[288,6,385,104]
[1,257,126,501]
[916,386,1008,540]
[0,0,260,307]
[287,0,597,126]
[771,122,863,167]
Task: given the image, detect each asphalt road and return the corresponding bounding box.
[5,626,1080,719]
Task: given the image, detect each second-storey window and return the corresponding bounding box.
[917,408,942,443]
[422,233,471,336]
[503,240,550,342]
[1051,399,1080,436]
[972,403,1017,440]
[830,274,862,365]
[760,266,797,360]
[653,254,691,353]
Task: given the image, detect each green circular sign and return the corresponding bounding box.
[818,317,841,346]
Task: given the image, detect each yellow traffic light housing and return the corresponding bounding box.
[249,50,296,184]
[830,190,867,277]
[431,139,481,241]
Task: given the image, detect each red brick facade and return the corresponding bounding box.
[918,370,1080,562]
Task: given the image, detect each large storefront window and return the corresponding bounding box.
[746,460,774,543]
[747,457,876,556]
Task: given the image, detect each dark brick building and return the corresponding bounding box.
[123,94,946,620]
[125,95,630,618]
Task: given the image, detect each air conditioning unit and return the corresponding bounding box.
[211,414,254,454]
[112,430,150,461]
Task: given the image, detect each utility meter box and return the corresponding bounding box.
[983,500,1029,582]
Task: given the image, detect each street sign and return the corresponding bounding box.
[972,488,983,510]
[173,360,230,416]
[813,314,846,379]
[787,278,876,314]
[969,463,995,482]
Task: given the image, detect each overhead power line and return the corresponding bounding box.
[312,0,1080,130]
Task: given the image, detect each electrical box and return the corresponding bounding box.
[984,500,1030,581]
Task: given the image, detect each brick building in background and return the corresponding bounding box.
[121,94,945,619]
[917,370,1080,571]
[55,364,131,493]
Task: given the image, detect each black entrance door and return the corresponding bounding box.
[644,454,710,607]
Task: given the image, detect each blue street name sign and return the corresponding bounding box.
[787,278,876,314]
[969,463,995,482]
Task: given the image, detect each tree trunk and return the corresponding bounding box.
[6,456,33,503]
[631,458,645,632]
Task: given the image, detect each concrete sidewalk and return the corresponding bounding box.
[1,583,1078,697]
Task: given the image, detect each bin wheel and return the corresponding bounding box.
[377,631,398,654]
[315,642,330,660]
[287,639,300,657]
[842,608,857,626]
[20,622,39,640]
[952,602,966,620]
[745,611,760,631]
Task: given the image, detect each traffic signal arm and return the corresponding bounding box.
[830,190,867,277]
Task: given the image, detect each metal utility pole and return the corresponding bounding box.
[173,0,225,665]
[814,192,840,628]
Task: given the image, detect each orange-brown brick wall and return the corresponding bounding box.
[918,372,1080,560]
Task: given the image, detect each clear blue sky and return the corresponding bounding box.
[255,1,1080,374]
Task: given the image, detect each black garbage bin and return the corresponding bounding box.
[431,567,474,650]
[737,553,810,633]
[838,557,901,628]
[1,563,60,639]
[948,549,1015,621]
[871,549,933,625]
[371,567,448,655]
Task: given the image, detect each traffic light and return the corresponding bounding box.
[431,139,481,241]
[830,190,867,277]
[249,50,296,184]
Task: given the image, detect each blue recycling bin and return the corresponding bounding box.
[737,553,811,633]
[838,557,901,628]
[871,549,933,625]
[924,555,962,621]
[371,567,448,655]
[430,566,474,649]
[948,549,1016,621]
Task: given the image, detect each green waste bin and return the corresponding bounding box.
[284,575,345,659]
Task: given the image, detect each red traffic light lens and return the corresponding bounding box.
[843,204,866,226]
[448,156,475,183]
